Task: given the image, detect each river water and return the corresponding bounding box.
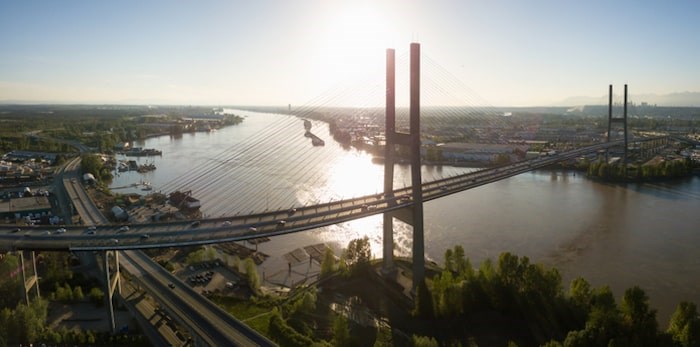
[110,110,700,324]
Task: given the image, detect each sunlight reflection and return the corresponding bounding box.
[324,151,382,200]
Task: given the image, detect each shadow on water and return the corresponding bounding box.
[594,175,700,201]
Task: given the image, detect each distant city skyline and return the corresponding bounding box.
[2,1,700,107]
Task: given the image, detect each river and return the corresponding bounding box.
[109,109,700,324]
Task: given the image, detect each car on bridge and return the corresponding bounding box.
[55,227,66,234]
[118,225,130,232]
[276,220,286,228]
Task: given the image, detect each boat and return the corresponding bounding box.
[306,131,325,146]
[137,162,156,173]
[122,147,163,156]
[169,190,201,209]
[312,137,325,146]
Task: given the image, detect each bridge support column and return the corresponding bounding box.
[607,84,629,173]
[104,250,122,333]
[409,42,425,290]
[382,43,426,291]
[18,250,40,305]
[382,48,396,273]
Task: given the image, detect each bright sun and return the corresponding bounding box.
[314,3,400,92]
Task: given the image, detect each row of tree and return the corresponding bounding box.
[412,247,700,346]
[587,158,693,181]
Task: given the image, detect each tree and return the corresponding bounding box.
[73,286,84,301]
[54,154,67,166]
[184,248,206,265]
[0,254,21,307]
[413,279,434,319]
[374,325,393,347]
[331,314,351,347]
[80,153,103,178]
[621,286,658,346]
[345,236,371,274]
[88,287,104,306]
[320,248,336,279]
[452,245,472,278]
[444,248,454,272]
[244,258,260,294]
[667,301,700,347]
[412,335,438,347]
[267,311,289,346]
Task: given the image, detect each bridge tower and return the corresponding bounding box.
[18,250,40,305]
[383,43,426,289]
[607,84,629,173]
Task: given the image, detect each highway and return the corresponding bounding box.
[120,250,274,346]
[46,157,276,346]
[1,137,664,253]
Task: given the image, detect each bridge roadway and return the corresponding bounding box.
[2,137,662,252]
[44,157,276,346]
[120,249,276,346]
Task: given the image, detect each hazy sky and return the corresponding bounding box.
[1,1,699,106]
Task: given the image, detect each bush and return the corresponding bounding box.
[88,287,104,306]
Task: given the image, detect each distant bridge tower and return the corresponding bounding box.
[383,43,426,290]
[607,84,629,173]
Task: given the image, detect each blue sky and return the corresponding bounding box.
[1,1,699,106]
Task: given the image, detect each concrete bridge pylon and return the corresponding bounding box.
[607,84,629,172]
[382,42,425,290]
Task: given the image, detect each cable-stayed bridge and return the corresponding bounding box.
[0,136,665,253]
[1,43,686,345]
[2,44,677,266]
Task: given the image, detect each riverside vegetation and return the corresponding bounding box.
[2,241,698,346]
[238,238,699,347]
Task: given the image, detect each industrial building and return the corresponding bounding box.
[0,195,53,220]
